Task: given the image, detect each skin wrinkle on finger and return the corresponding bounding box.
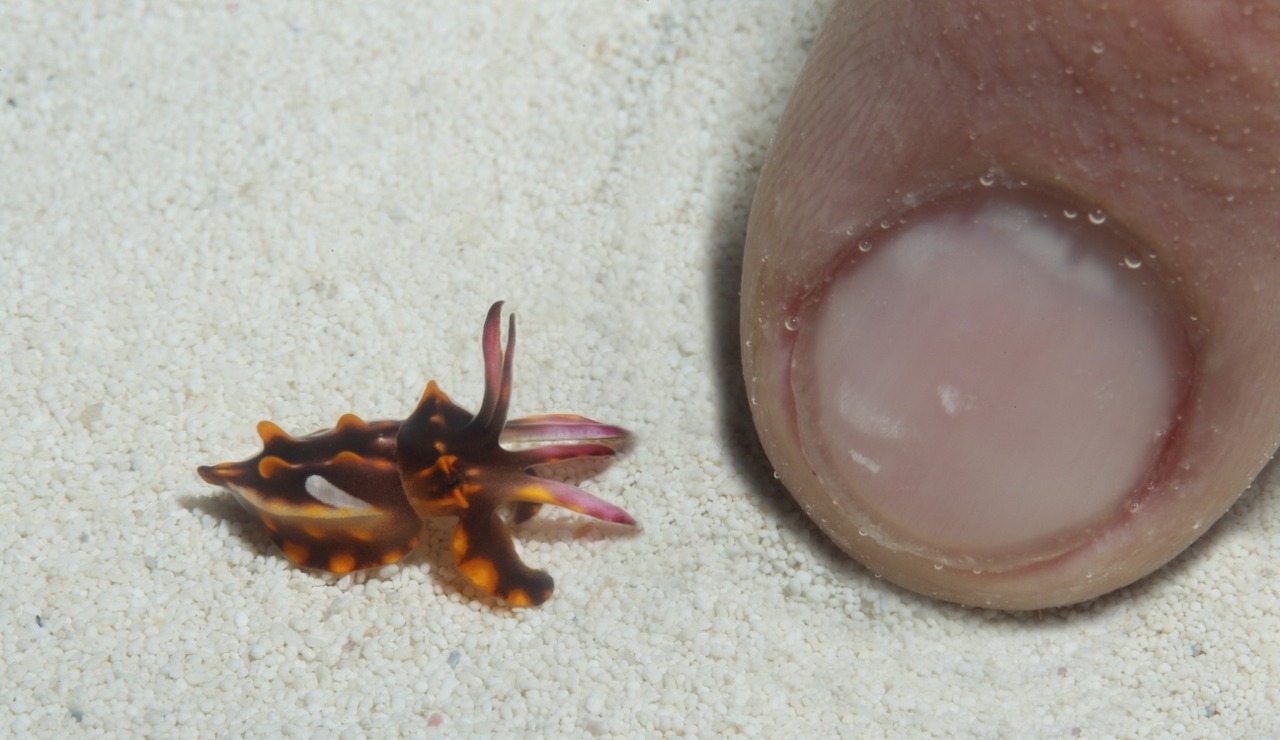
[743,0,1280,608]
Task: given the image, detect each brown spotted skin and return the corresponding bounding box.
[196,302,634,606]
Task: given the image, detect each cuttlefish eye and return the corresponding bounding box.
[741,2,1280,609]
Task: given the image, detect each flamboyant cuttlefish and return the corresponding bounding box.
[197,301,634,606]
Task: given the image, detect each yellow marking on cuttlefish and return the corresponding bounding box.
[458,558,499,593]
[505,589,533,607]
[515,485,560,506]
[436,455,459,478]
[328,552,357,574]
[256,420,290,444]
[348,527,376,543]
[335,413,366,432]
[418,380,450,405]
[257,456,291,480]
[280,540,310,565]
[332,450,365,466]
[328,450,396,474]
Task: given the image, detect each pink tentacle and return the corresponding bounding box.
[483,313,516,445]
[501,414,629,444]
[506,476,635,525]
[509,443,618,468]
[472,301,505,430]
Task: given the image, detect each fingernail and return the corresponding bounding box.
[791,190,1193,567]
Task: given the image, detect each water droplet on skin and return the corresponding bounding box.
[879,219,892,230]
[978,172,996,187]
[1127,501,1140,513]
[1123,253,1143,269]
[933,563,944,570]
[1062,208,1078,220]
[784,316,799,331]
[857,240,872,253]
[857,528,867,537]
[1088,209,1107,225]
[1091,41,1105,54]
[772,471,781,479]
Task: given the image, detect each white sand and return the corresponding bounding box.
[3,2,1278,736]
